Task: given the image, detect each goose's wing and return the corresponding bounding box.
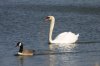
[22,49,34,53]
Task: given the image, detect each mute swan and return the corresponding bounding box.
[46,16,79,44]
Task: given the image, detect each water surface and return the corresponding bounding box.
[0,0,100,66]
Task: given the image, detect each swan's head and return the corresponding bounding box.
[46,16,55,21]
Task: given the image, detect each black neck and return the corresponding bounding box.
[19,45,23,53]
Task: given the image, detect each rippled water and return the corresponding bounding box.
[0,0,100,66]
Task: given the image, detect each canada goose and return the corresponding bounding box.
[16,42,35,56]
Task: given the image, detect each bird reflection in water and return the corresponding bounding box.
[95,62,99,66]
[48,43,77,66]
[16,55,32,66]
[49,43,76,51]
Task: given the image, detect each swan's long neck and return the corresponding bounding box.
[49,17,55,43]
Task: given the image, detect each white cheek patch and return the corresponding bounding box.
[19,43,22,46]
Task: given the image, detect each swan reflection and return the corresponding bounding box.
[49,43,76,51]
[49,43,77,66]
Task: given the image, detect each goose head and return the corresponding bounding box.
[16,42,23,47]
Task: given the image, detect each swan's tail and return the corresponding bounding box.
[69,32,79,38]
[66,32,79,43]
[76,33,79,38]
[75,33,79,42]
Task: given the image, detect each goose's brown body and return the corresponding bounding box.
[16,42,35,56]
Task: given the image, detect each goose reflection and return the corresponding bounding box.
[49,43,77,66]
[95,62,99,66]
[16,56,32,66]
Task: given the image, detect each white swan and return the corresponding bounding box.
[46,16,79,44]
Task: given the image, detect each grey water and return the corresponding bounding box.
[0,0,100,66]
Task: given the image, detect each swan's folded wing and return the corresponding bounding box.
[53,32,79,43]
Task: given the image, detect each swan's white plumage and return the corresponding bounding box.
[52,32,79,44]
[46,16,79,44]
